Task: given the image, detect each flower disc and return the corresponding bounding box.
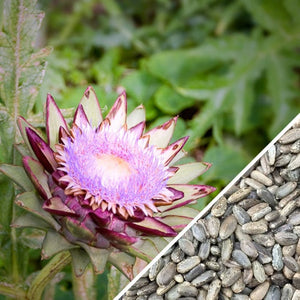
[56,123,173,217]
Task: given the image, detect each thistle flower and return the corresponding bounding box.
[2,87,215,278]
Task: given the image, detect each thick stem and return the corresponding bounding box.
[0,282,26,299]
[27,251,72,300]
[72,263,96,300]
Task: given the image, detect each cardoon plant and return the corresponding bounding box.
[1,87,215,288]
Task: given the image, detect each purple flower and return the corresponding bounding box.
[14,87,215,278]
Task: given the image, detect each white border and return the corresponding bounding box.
[114,113,300,300]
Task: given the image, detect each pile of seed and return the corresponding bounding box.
[121,120,300,300]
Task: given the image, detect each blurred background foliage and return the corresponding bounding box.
[35,0,300,193]
[0,0,299,299]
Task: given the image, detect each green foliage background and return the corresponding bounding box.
[0,0,299,299]
[37,0,299,189]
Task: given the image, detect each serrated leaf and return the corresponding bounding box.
[15,191,61,231]
[0,0,49,116]
[42,230,77,259]
[0,164,33,191]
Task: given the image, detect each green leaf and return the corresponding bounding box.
[19,228,45,249]
[229,79,255,136]
[108,251,135,280]
[42,230,77,260]
[266,53,298,138]
[12,212,53,230]
[0,109,14,163]
[201,143,250,184]
[15,192,61,231]
[71,248,91,277]
[77,242,109,274]
[241,0,295,37]
[154,85,195,114]
[0,164,33,191]
[0,175,14,230]
[120,70,160,102]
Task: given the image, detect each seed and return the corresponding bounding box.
[244,178,265,190]
[283,256,299,273]
[206,216,220,238]
[178,239,195,256]
[279,128,300,144]
[292,272,300,289]
[177,282,198,297]
[281,283,295,300]
[257,188,278,207]
[250,170,273,186]
[267,145,277,165]
[177,256,200,274]
[264,285,281,300]
[276,182,297,199]
[232,249,251,269]
[272,244,283,271]
[240,239,258,258]
[198,240,210,260]
[249,281,270,300]
[252,261,266,283]
[191,270,216,287]
[221,238,233,262]
[227,187,252,204]
[274,231,298,246]
[211,196,227,217]
[219,215,237,239]
[242,220,268,234]
[220,268,242,287]
[232,205,251,225]
[192,222,207,242]
[206,279,221,300]
[156,262,177,286]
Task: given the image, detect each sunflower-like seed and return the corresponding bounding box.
[276,182,297,199]
[279,128,300,144]
[250,170,273,186]
[257,188,278,207]
[156,262,177,286]
[211,196,227,217]
[220,268,242,288]
[219,215,237,239]
[191,270,216,287]
[264,285,281,300]
[177,256,200,274]
[227,187,252,204]
[272,243,284,271]
[244,178,265,190]
[232,249,251,269]
[288,153,300,170]
[281,283,295,300]
[178,239,195,256]
[127,121,300,300]
[274,231,298,246]
[283,256,299,273]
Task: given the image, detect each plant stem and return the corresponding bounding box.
[72,263,96,300]
[0,282,26,299]
[27,251,72,300]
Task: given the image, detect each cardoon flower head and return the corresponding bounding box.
[8,87,215,278]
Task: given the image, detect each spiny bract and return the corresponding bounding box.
[11,87,215,278]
